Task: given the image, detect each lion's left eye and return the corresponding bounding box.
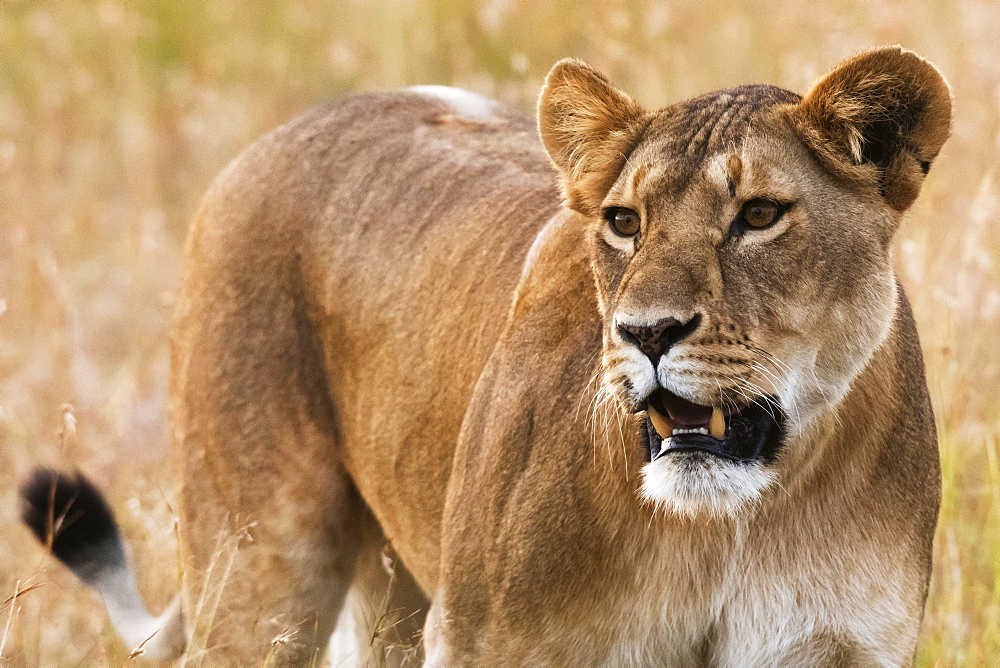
[736,198,788,230]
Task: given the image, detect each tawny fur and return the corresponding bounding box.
[29,47,950,666]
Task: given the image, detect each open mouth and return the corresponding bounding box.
[640,388,785,464]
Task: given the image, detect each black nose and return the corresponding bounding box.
[617,315,701,363]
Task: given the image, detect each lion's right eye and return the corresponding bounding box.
[604,207,641,237]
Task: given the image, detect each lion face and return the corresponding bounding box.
[538,50,951,517]
[595,107,899,517]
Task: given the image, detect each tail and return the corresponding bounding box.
[20,469,186,660]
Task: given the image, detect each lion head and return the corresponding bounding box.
[537,47,950,518]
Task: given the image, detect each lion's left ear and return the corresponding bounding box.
[538,59,650,216]
[795,46,952,211]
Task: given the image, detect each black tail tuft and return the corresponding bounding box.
[20,468,126,583]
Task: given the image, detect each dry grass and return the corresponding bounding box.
[1,0,997,665]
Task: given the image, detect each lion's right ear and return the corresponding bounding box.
[538,59,649,216]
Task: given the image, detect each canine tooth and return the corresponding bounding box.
[710,406,726,439]
[647,403,673,439]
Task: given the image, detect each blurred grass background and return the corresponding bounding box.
[1,0,997,665]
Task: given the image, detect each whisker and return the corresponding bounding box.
[746,360,785,397]
[714,375,745,414]
[592,378,618,473]
[745,344,793,375]
[807,365,833,404]
[745,361,800,423]
[576,353,604,422]
[589,364,640,479]
[732,378,780,422]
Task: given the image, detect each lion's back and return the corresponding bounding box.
[172,88,563,591]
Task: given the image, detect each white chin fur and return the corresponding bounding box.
[640,453,777,519]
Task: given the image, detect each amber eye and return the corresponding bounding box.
[739,198,784,229]
[605,207,641,237]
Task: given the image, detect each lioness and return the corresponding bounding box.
[22,46,948,665]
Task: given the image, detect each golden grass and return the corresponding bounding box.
[1,0,997,664]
